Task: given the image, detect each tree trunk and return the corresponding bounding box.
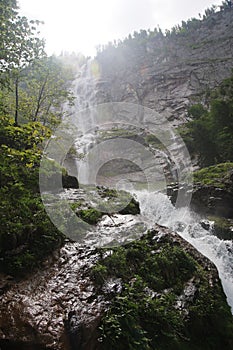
[33,75,48,121]
[14,75,19,126]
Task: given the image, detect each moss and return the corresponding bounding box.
[70,201,83,211]
[145,134,164,149]
[208,215,233,240]
[76,208,103,225]
[119,197,140,215]
[0,119,64,277]
[194,162,233,189]
[97,187,140,215]
[91,230,233,349]
[99,128,138,141]
[98,187,118,198]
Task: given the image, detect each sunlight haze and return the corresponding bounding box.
[18,0,223,56]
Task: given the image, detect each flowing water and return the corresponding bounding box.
[135,190,233,312]
[64,59,233,313]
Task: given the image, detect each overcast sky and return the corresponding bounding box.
[18,0,223,56]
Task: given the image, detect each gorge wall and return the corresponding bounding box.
[82,8,233,125]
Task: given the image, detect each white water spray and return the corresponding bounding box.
[135,190,233,312]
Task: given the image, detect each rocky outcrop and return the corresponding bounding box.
[191,184,233,218]
[80,8,233,125]
[62,174,79,189]
[0,244,105,350]
[0,225,232,349]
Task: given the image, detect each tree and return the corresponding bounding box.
[17,56,75,125]
[181,74,233,166]
[0,0,45,124]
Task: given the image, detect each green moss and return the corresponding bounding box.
[70,201,83,211]
[76,208,103,225]
[98,187,118,198]
[145,134,164,149]
[91,230,233,349]
[97,187,140,215]
[194,162,233,189]
[99,128,138,141]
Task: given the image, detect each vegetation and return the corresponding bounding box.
[76,208,103,225]
[193,162,233,189]
[180,74,233,167]
[0,1,76,126]
[96,1,231,55]
[208,216,233,240]
[0,116,64,276]
[91,230,233,349]
[0,1,80,276]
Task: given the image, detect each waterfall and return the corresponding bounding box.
[135,190,233,312]
[63,59,233,313]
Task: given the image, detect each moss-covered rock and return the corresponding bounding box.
[1,225,232,350]
[118,197,140,215]
[193,162,233,190]
[189,163,233,218]
[208,216,233,240]
[97,186,140,216]
[91,225,233,350]
[76,208,104,225]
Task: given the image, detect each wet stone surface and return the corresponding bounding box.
[0,243,106,350]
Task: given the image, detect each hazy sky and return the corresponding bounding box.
[18,0,223,56]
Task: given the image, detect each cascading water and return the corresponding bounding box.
[65,59,233,314]
[135,190,233,312]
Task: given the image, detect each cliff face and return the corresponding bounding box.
[92,8,233,125]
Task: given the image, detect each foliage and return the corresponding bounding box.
[1,55,75,126]
[92,231,233,349]
[193,162,233,189]
[76,208,103,225]
[0,116,63,276]
[96,2,231,56]
[180,74,233,166]
[0,0,45,76]
[0,1,77,126]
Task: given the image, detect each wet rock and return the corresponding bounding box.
[208,216,233,240]
[0,243,105,350]
[62,174,79,189]
[0,225,232,349]
[0,275,14,295]
[200,219,212,231]
[191,185,233,218]
[118,197,140,215]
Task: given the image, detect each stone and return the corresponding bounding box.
[62,174,79,189]
[0,225,232,349]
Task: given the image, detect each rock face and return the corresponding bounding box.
[191,184,233,218]
[79,8,233,125]
[0,244,105,350]
[0,225,233,349]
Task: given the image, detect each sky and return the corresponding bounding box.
[18,0,223,57]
